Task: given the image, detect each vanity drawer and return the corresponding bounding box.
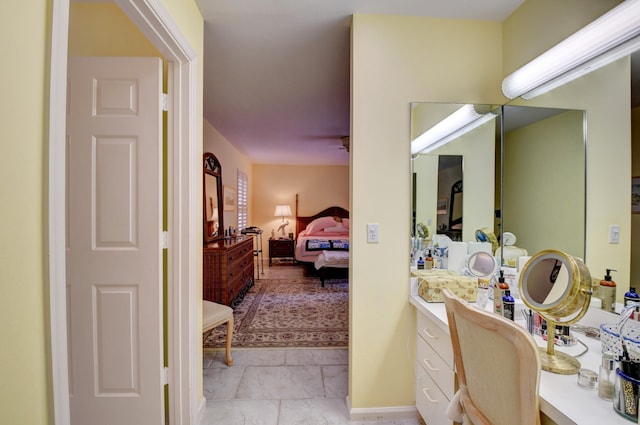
[415,362,453,425]
[416,335,454,398]
[417,312,453,369]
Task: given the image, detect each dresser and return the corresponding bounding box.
[414,302,456,425]
[204,236,254,306]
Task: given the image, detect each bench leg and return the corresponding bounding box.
[225,316,234,366]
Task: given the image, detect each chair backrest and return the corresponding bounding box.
[442,288,541,425]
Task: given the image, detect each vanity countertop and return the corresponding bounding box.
[410,295,630,425]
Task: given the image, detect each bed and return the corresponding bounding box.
[295,206,349,286]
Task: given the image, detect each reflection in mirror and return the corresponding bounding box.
[411,103,500,243]
[502,105,586,260]
[438,156,462,240]
[204,152,224,243]
[466,251,498,279]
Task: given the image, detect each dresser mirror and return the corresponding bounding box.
[411,103,500,243]
[204,152,224,243]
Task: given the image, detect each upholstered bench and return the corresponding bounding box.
[202,300,234,366]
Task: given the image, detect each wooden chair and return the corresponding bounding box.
[202,300,234,366]
[442,288,541,425]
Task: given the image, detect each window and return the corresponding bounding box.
[237,169,248,230]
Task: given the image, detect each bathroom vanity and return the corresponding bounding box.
[410,295,630,425]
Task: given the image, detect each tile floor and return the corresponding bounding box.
[201,262,423,425]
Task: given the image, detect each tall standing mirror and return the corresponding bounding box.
[204,152,224,243]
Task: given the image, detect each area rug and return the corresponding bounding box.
[203,277,349,349]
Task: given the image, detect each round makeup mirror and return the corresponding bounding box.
[519,250,593,374]
[465,251,498,279]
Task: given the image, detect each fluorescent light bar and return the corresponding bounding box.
[502,0,640,99]
[418,112,497,154]
[411,104,496,154]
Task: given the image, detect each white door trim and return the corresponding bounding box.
[48,0,199,424]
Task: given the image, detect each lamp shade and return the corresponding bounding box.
[274,205,292,217]
[502,0,640,99]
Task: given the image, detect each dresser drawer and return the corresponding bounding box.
[417,312,453,369]
[227,240,252,263]
[416,335,454,398]
[415,362,452,425]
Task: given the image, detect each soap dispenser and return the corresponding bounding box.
[599,269,617,313]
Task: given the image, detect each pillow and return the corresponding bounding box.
[323,223,347,233]
[305,216,342,235]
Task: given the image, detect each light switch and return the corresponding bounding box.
[367,223,379,243]
[609,225,620,244]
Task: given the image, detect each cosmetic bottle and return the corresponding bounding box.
[425,250,433,270]
[494,271,509,315]
[502,290,515,321]
[599,269,617,313]
[625,287,640,320]
[598,351,615,401]
[417,257,425,270]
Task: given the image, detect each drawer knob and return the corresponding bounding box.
[422,328,437,339]
[422,388,440,403]
[422,358,439,371]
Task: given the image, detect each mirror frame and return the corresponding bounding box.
[203,152,224,243]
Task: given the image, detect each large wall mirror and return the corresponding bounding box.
[502,105,586,260]
[411,103,586,261]
[204,152,224,243]
[411,103,501,243]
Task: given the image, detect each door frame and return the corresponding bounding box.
[48,0,199,424]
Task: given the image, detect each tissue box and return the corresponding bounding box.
[415,271,477,303]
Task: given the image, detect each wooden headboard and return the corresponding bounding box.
[296,206,349,236]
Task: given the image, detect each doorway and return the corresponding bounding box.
[48,0,199,423]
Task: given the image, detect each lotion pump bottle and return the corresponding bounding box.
[494,271,508,315]
[599,269,617,313]
[425,250,433,270]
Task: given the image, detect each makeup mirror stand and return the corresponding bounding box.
[519,250,593,375]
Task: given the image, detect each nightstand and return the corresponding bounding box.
[269,238,296,266]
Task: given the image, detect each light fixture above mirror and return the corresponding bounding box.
[502,0,640,100]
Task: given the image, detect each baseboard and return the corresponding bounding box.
[197,396,206,424]
[345,396,419,421]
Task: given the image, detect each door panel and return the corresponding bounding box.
[67,56,163,425]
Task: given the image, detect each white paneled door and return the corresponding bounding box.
[67,57,164,424]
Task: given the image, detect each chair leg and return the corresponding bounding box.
[225,316,233,366]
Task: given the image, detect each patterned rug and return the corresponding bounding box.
[203,277,349,349]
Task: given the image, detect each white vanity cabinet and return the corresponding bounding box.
[414,305,455,424]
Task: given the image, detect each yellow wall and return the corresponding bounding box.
[1,1,50,423]
[0,1,203,423]
[252,164,349,257]
[350,14,504,409]
[204,119,254,231]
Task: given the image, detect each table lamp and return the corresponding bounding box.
[274,204,292,238]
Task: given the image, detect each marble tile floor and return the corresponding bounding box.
[202,348,423,425]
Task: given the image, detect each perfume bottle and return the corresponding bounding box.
[598,351,615,401]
